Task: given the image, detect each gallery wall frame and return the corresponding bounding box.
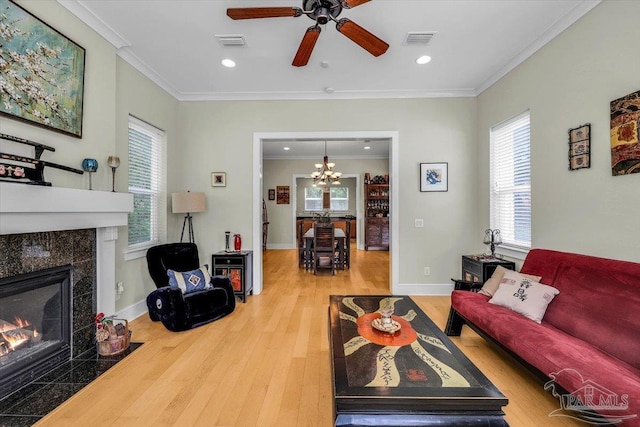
[268,189,275,200]
[0,0,86,138]
[419,162,448,192]
[276,186,290,204]
[211,172,226,187]
[568,123,590,171]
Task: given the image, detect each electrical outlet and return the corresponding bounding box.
[415,219,424,228]
[424,267,430,276]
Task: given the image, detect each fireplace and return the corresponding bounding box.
[0,265,72,400]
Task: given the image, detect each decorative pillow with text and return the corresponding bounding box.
[167,265,212,295]
[479,266,541,297]
[488,270,559,323]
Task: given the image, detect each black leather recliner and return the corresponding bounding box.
[146,243,235,332]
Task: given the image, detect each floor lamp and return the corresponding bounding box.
[172,191,206,243]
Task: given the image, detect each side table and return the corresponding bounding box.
[445,255,515,336]
[462,254,515,284]
[212,250,253,303]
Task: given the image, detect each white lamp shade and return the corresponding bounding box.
[172,192,206,213]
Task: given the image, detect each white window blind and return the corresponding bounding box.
[304,187,349,211]
[490,111,531,251]
[128,116,164,248]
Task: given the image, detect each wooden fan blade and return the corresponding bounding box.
[336,18,388,57]
[293,26,321,67]
[227,7,302,20]
[341,0,371,8]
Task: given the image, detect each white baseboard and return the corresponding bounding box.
[267,243,295,250]
[116,299,148,321]
[394,283,454,296]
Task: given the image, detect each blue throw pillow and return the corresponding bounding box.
[167,265,212,294]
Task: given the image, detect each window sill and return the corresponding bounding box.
[495,245,530,261]
[124,242,158,261]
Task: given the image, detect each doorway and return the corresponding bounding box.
[252,131,399,295]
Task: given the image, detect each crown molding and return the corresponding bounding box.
[57,0,130,49]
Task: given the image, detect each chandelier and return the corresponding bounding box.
[311,141,342,186]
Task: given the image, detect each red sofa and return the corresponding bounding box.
[447,249,639,425]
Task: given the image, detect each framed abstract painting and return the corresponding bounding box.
[0,0,86,137]
[610,89,640,176]
[420,162,448,192]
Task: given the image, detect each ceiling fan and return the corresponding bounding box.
[227,0,389,67]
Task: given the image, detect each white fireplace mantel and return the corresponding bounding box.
[0,183,133,234]
[0,183,134,316]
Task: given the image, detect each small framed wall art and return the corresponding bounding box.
[420,162,448,192]
[268,189,275,200]
[276,186,290,204]
[211,172,226,187]
[568,124,590,171]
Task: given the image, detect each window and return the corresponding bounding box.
[127,116,164,254]
[304,187,349,211]
[490,111,531,252]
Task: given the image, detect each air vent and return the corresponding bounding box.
[215,34,247,47]
[403,32,436,46]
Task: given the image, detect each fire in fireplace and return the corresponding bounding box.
[0,265,72,400]
[0,316,40,356]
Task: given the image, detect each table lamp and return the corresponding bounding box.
[483,229,502,258]
[172,191,206,243]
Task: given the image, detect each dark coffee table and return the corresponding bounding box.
[329,295,508,426]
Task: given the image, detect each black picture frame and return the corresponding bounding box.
[568,124,590,171]
[420,162,448,192]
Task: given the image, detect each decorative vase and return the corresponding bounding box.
[81,158,98,190]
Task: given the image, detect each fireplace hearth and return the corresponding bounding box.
[0,265,72,400]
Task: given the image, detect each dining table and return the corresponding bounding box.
[303,227,347,271]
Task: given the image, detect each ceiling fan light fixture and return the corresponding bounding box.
[416,55,432,65]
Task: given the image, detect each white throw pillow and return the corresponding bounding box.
[488,270,559,323]
[478,266,541,297]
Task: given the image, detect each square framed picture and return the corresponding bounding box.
[568,123,590,171]
[420,163,448,192]
[211,172,226,187]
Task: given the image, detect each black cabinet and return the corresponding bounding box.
[212,250,253,303]
[462,255,515,284]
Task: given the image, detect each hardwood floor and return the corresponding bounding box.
[38,247,583,426]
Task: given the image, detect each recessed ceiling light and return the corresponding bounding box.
[416,55,432,65]
[283,147,290,151]
[221,58,236,68]
[364,146,371,150]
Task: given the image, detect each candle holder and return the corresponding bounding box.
[107,155,120,192]
[81,158,98,190]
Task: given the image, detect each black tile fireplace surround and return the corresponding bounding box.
[0,229,104,424]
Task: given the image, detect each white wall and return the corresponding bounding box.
[114,58,179,313]
[177,98,478,289]
[477,0,640,263]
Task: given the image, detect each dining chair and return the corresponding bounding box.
[296,219,306,268]
[313,223,336,275]
[344,220,351,269]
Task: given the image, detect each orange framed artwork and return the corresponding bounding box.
[610,89,640,176]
